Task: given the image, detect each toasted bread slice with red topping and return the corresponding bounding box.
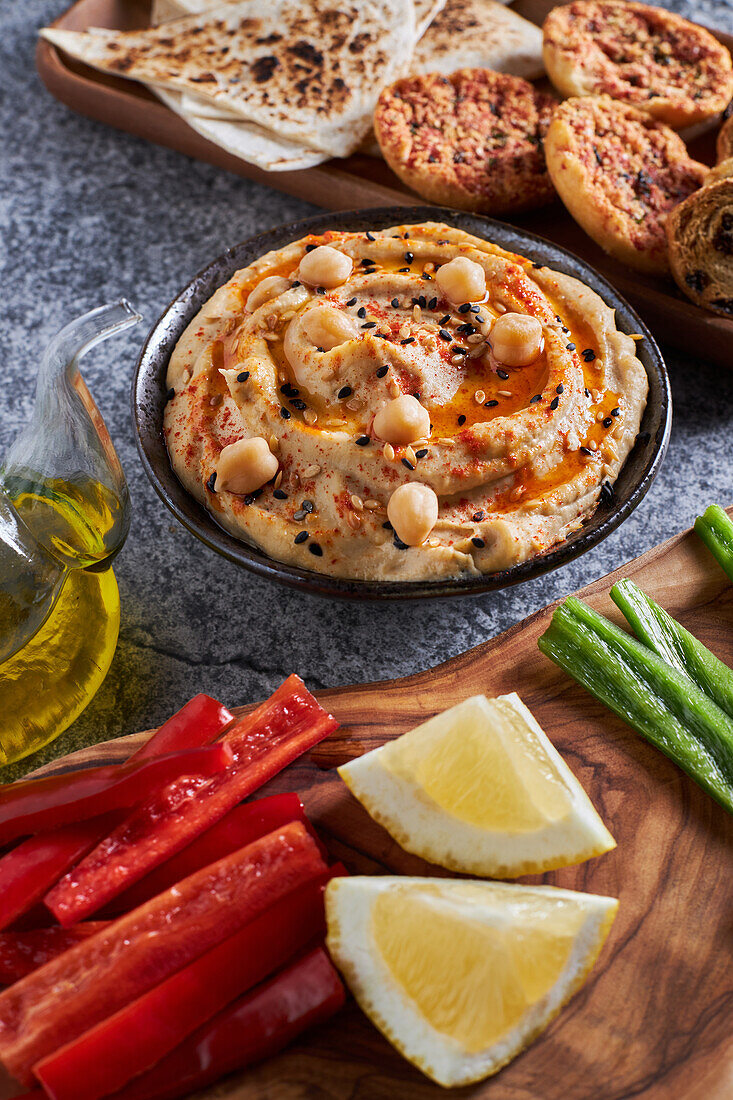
[544,95,707,275]
[718,112,733,163]
[543,1,733,130]
[374,68,556,214]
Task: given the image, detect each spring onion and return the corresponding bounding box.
[694,504,733,583]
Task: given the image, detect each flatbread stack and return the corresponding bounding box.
[40,0,544,171]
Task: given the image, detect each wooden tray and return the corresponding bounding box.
[6,509,732,1100]
[36,0,733,368]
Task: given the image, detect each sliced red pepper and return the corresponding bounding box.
[0,695,232,931]
[0,925,110,984]
[46,676,337,926]
[101,792,305,917]
[131,694,233,760]
[101,948,345,1100]
[0,821,327,1085]
[0,815,121,932]
[34,875,328,1100]
[0,744,232,846]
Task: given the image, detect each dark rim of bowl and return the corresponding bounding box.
[132,205,672,602]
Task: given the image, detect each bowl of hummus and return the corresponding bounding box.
[134,207,670,599]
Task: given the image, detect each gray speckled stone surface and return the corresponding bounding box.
[2,0,733,778]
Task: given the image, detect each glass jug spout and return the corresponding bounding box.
[2,300,142,571]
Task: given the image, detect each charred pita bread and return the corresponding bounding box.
[41,0,416,158]
[413,0,544,80]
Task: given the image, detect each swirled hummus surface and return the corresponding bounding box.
[164,221,648,581]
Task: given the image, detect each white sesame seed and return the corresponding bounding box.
[389,381,401,399]
[209,394,223,407]
[364,499,380,510]
[269,434,279,452]
[274,469,283,490]
[303,464,321,478]
[399,324,411,339]
[347,511,362,530]
[467,333,484,345]
[304,408,318,425]
[350,494,364,511]
[427,536,440,548]
[405,446,417,465]
[383,442,395,461]
[413,305,421,322]
[474,389,486,404]
[451,354,464,366]
[262,331,279,342]
[436,438,455,448]
[498,390,512,397]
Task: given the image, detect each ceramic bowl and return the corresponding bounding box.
[132,205,671,601]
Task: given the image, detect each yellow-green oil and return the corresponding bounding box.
[0,478,123,766]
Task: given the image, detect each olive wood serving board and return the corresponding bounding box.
[4,511,732,1100]
[35,0,733,368]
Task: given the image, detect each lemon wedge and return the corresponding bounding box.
[326,876,617,1087]
[338,694,615,876]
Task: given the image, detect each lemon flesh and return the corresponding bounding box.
[326,876,618,1087]
[339,694,615,876]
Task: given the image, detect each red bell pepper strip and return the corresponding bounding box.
[0,821,326,1085]
[0,815,121,932]
[45,676,337,926]
[131,695,234,760]
[0,925,110,984]
[99,948,345,1100]
[0,695,232,931]
[34,876,329,1100]
[0,744,233,847]
[101,792,305,917]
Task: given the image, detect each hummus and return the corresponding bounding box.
[164,221,648,581]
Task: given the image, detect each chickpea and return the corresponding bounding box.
[245,276,291,313]
[215,437,278,495]
[489,313,543,367]
[300,304,359,350]
[387,483,439,547]
[373,394,431,445]
[435,256,486,305]
[298,245,353,289]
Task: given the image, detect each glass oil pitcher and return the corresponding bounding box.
[0,300,141,766]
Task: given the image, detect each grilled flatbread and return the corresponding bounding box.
[41,0,416,158]
[413,0,544,80]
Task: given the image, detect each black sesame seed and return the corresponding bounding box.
[582,349,596,362]
[580,446,592,456]
[404,251,414,263]
[237,371,250,382]
[458,414,467,425]
[376,365,389,378]
[382,520,393,530]
[280,407,291,419]
[293,509,306,521]
[566,343,576,351]
[611,407,620,417]
[439,329,452,341]
[599,481,615,506]
[273,489,288,500]
[412,298,420,306]
[346,297,357,307]
[402,458,415,470]
[532,262,545,270]
[356,435,370,446]
[398,267,410,272]
[475,315,486,324]
[391,297,400,308]
[315,287,326,295]
[469,304,481,314]
[316,347,325,353]
[497,369,509,380]
[366,230,376,241]
[418,295,426,308]
[338,386,352,399]
[401,337,416,345]
[415,448,428,459]
[361,258,374,267]
[302,500,314,513]
[556,384,564,395]
[458,303,472,314]
[305,244,316,252]
[291,399,307,410]
[281,383,298,396]
[357,306,367,318]
[550,396,560,410]
[451,345,468,355]
[421,273,433,281]
[309,542,324,556]
[428,297,438,310]
[362,321,377,329]
[585,387,591,398]
[472,511,485,522]
[484,400,499,408]
[243,490,262,506]
[374,332,388,339]
[456,322,475,335]
[530,394,542,403]
[394,537,409,550]
[206,472,216,493]
[603,416,613,428]
[291,280,301,288]
[166,387,175,402]
[439,314,451,325]
[472,537,485,548]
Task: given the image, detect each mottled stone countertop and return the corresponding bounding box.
[2,0,732,778]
